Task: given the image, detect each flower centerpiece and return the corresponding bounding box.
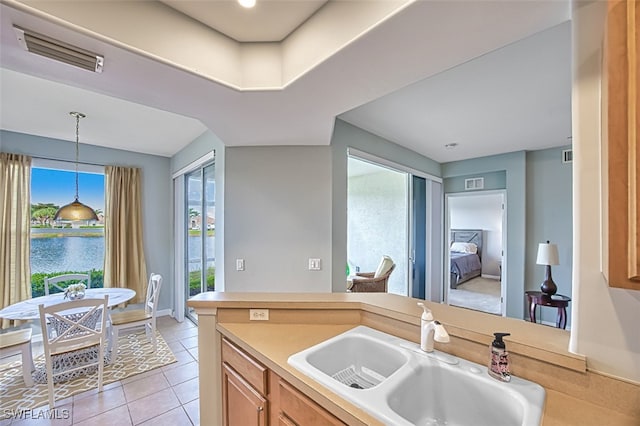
[64,283,86,300]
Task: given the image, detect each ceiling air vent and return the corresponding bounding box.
[464,177,484,190]
[13,26,104,73]
[562,149,573,163]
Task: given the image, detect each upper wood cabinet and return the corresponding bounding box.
[606,0,640,290]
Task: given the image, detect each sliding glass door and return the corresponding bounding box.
[347,151,443,300]
[347,156,409,295]
[185,163,215,322]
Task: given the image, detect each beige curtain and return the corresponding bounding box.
[104,166,147,303]
[0,153,32,329]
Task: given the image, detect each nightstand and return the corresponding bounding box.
[525,291,571,329]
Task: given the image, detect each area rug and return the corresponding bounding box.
[449,277,501,315]
[0,330,176,412]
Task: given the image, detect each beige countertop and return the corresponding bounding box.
[189,292,640,425]
[190,291,583,371]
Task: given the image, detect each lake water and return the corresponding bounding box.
[31,235,213,273]
[31,237,104,273]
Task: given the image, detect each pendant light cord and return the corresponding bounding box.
[69,111,85,201]
[75,113,80,201]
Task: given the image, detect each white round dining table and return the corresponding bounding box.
[0,288,136,320]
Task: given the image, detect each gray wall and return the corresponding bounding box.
[442,147,573,323]
[443,170,506,193]
[224,146,332,292]
[525,146,572,326]
[442,151,527,319]
[171,130,226,291]
[331,120,442,292]
[1,130,173,312]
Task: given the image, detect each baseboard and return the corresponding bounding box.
[481,274,501,280]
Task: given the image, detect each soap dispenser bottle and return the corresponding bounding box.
[488,332,511,382]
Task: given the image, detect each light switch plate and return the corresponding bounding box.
[308,258,321,271]
[236,259,245,271]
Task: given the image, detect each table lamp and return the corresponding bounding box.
[536,241,559,295]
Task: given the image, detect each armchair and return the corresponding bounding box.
[348,255,396,292]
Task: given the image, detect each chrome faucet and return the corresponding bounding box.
[418,302,450,352]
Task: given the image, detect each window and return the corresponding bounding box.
[30,163,105,297]
[185,162,215,322]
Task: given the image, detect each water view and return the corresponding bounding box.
[31,235,104,273]
[30,232,212,273]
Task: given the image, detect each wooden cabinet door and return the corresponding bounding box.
[607,0,640,289]
[277,414,297,426]
[223,363,267,426]
[278,380,346,426]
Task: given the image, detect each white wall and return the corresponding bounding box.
[348,168,408,295]
[571,1,640,383]
[448,193,503,277]
[224,146,332,292]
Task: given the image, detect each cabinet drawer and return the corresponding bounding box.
[222,338,268,395]
[279,380,346,426]
[223,363,267,426]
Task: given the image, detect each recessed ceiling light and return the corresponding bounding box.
[444,143,458,150]
[238,0,256,8]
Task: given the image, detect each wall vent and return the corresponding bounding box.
[562,149,573,163]
[464,177,484,190]
[13,26,104,73]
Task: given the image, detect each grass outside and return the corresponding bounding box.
[31,268,215,298]
[188,229,215,237]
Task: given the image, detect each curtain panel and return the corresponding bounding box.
[103,166,147,303]
[0,153,32,329]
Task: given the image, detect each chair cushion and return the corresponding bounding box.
[374,255,395,278]
[110,309,152,325]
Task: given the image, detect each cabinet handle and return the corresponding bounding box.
[257,406,264,412]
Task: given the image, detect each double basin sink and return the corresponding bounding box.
[288,326,545,426]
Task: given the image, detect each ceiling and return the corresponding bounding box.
[0,0,572,162]
[160,0,328,42]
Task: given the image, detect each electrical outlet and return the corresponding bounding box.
[236,259,245,271]
[249,309,269,321]
[308,258,321,271]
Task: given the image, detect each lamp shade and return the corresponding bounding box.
[54,198,98,221]
[536,241,559,266]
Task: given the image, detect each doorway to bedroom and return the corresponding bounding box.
[445,191,505,315]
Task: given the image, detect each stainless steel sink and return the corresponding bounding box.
[288,326,546,426]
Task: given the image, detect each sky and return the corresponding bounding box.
[31,168,105,211]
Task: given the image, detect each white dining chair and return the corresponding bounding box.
[44,273,91,295]
[109,274,163,362]
[0,328,35,386]
[38,296,109,407]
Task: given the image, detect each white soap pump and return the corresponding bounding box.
[418,302,450,352]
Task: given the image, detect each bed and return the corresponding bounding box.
[450,229,483,289]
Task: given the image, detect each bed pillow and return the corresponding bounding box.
[450,242,478,254]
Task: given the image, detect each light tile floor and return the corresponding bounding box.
[2,316,200,425]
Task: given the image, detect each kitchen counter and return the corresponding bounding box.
[188,292,640,425]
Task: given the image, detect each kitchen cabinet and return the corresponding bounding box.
[273,376,346,426]
[222,338,268,426]
[606,0,640,290]
[221,337,346,426]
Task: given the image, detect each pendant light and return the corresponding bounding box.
[54,112,99,222]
